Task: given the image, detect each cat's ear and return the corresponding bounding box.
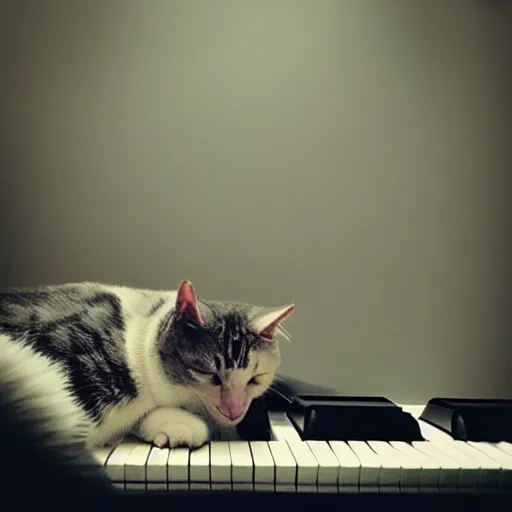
[175,280,205,327]
[250,304,295,341]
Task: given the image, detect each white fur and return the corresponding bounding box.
[0,333,92,453]
[137,407,210,448]
[85,285,208,448]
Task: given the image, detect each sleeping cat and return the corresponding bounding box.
[0,278,294,500]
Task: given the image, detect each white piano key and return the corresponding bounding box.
[469,442,512,491]
[390,441,440,491]
[146,482,167,491]
[495,442,512,457]
[268,441,297,492]
[93,446,116,466]
[125,444,151,491]
[189,444,210,491]
[286,440,319,491]
[229,441,254,491]
[268,412,303,441]
[250,441,275,492]
[399,404,455,443]
[89,445,117,485]
[428,441,479,491]
[401,403,504,493]
[306,441,339,493]
[399,405,425,418]
[445,441,501,491]
[412,442,460,492]
[210,442,232,491]
[365,441,402,493]
[368,441,421,493]
[167,447,190,491]
[474,442,512,466]
[329,441,360,492]
[348,441,380,492]
[418,421,455,443]
[146,447,169,491]
[104,442,139,485]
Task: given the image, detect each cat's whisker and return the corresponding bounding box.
[279,324,292,337]
[276,325,292,343]
[272,374,288,386]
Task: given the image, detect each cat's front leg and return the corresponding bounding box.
[136,407,210,448]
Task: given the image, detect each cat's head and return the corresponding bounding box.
[158,280,294,426]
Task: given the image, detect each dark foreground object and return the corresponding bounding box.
[72,490,512,511]
[11,489,512,512]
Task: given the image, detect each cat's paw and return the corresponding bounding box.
[138,407,210,449]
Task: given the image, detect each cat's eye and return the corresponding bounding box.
[248,373,268,386]
[210,374,222,386]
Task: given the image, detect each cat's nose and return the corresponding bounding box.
[224,404,245,421]
[219,389,247,421]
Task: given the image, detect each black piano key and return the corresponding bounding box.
[286,395,424,442]
[419,398,512,442]
[237,375,339,441]
[236,396,273,441]
[269,374,340,399]
[262,373,340,412]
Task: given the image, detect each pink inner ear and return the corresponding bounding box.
[176,280,205,326]
[260,304,295,340]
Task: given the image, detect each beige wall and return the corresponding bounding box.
[1,0,511,403]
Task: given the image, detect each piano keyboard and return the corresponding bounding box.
[93,405,512,494]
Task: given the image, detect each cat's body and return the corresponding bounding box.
[0,279,294,491]
[1,282,191,449]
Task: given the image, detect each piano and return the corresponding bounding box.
[93,376,512,507]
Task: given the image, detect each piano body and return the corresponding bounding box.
[93,375,512,507]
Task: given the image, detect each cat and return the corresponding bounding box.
[0,279,294,504]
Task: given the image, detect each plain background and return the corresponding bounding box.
[1,0,511,404]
